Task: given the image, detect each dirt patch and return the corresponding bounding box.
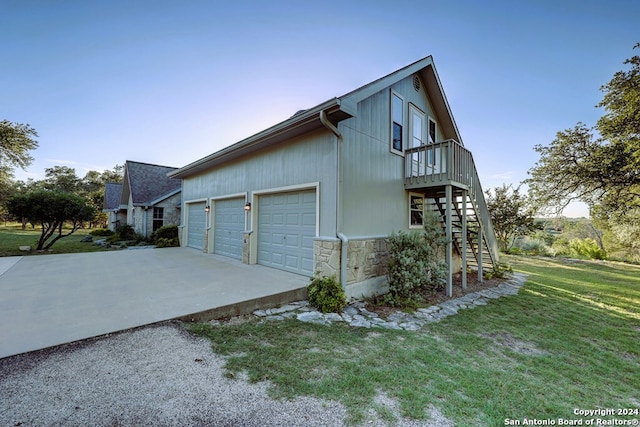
[480,332,550,356]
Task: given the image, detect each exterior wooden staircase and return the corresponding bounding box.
[404,139,499,296]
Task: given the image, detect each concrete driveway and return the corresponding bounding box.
[0,248,308,359]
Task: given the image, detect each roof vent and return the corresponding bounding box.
[413,75,421,91]
[291,109,307,118]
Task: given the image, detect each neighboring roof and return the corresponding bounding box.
[121,161,181,206]
[103,182,123,211]
[169,55,461,179]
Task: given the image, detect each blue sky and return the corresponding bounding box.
[1,0,638,217]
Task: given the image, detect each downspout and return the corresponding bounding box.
[319,110,348,289]
[143,206,149,237]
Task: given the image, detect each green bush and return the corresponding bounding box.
[307,275,347,314]
[151,225,178,241]
[89,228,114,237]
[512,236,555,256]
[107,224,139,243]
[384,213,448,307]
[553,237,606,260]
[156,237,179,248]
[487,261,513,280]
[151,225,179,247]
[569,238,606,260]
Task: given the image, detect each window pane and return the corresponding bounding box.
[392,94,403,124]
[411,210,424,226]
[393,123,402,151]
[410,195,423,210]
[429,119,436,144]
[412,113,423,148]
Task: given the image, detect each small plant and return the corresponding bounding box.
[156,237,179,248]
[89,228,114,237]
[307,274,347,314]
[151,225,179,247]
[107,224,137,243]
[490,261,513,279]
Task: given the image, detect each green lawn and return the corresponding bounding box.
[189,255,640,426]
[0,223,110,256]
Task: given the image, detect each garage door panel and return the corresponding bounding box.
[187,202,206,249]
[258,189,316,276]
[214,198,244,260]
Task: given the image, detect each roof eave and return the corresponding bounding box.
[169,98,353,179]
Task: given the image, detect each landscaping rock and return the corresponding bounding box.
[19,246,31,252]
[80,236,93,243]
[257,273,528,332]
[297,311,324,323]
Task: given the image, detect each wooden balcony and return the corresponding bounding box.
[405,139,475,191]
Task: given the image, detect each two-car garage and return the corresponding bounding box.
[184,189,316,277]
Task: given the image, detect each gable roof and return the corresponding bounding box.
[103,182,123,211]
[120,161,181,206]
[170,55,461,179]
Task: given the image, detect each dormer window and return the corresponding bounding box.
[391,91,404,155]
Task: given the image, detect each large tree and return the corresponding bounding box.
[6,191,95,250]
[43,165,81,193]
[485,184,536,251]
[527,43,640,216]
[0,120,39,171]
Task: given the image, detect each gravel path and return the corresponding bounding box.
[0,322,452,427]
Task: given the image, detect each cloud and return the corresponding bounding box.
[45,159,78,166]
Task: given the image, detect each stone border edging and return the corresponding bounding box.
[251,273,528,330]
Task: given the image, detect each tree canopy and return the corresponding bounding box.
[0,120,39,171]
[526,43,640,217]
[6,191,95,250]
[485,184,536,251]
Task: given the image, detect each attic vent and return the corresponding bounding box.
[413,75,421,92]
[291,109,307,118]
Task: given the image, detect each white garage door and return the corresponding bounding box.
[258,189,316,276]
[214,198,245,260]
[187,202,206,250]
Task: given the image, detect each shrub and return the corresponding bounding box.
[156,237,179,248]
[107,224,138,243]
[512,236,555,256]
[90,228,114,237]
[384,213,448,307]
[569,238,606,260]
[307,275,347,314]
[488,261,513,279]
[151,225,179,247]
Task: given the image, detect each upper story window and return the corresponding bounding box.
[391,92,404,155]
[428,118,437,144]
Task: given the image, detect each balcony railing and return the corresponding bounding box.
[404,139,499,264]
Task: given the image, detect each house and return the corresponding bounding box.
[169,56,498,299]
[103,161,181,236]
[103,182,125,230]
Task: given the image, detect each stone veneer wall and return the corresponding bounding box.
[242,232,252,264]
[314,239,341,277]
[314,237,388,284]
[346,238,388,284]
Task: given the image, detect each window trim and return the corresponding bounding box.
[390,90,405,156]
[409,192,425,229]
